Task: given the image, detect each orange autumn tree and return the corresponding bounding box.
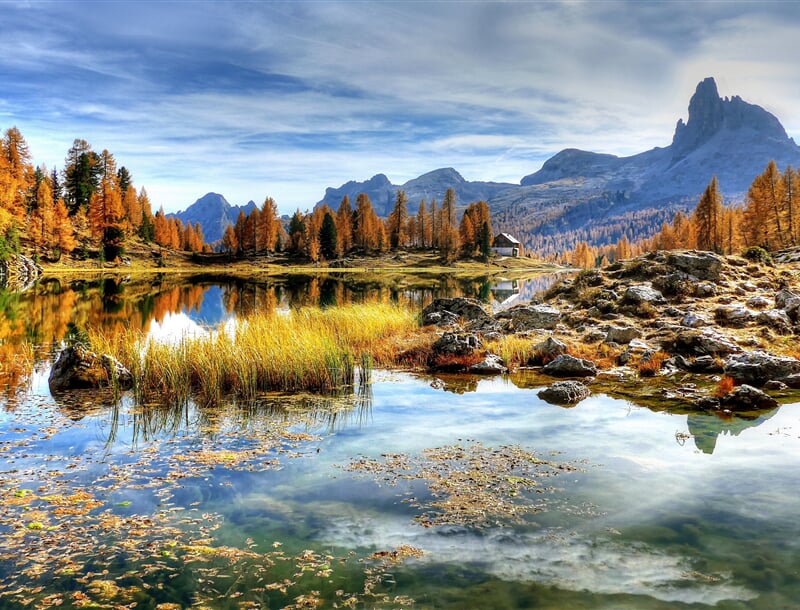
[88,150,127,260]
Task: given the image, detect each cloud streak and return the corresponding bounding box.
[1,0,799,213]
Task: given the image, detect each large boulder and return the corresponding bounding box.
[667,329,742,356]
[531,336,568,364]
[714,305,757,327]
[469,354,507,375]
[541,354,597,378]
[431,332,482,357]
[719,384,779,411]
[724,351,800,386]
[538,380,591,405]
[495,304,561,331]
[421,298,491,327]
[667,251,723,280]
[604,325,642,345]
[624,284,665,305]
[49,345,134,392]
[757,309,793,333]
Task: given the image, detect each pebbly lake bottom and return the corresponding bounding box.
[1,369,799,609]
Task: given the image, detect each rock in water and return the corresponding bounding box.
[49,345,133,392]
[541,354,597,378]
[538,380,591,405]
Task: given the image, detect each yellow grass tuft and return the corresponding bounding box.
[90,303,420,405]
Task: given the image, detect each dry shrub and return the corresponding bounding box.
[484,335,536,369]
[431,352,485,372]
[636,351,669,377]
[567,342,622,370]
[715,376,736,398]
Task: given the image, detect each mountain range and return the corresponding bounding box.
[174,77,800,252]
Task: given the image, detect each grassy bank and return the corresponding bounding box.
[90,303,424,405]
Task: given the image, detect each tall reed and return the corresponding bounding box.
[90,303,418,406]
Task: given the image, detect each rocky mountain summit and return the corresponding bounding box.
[313,78,800,253]
[420,248,800,413]
[496,77,800,252]
[169,193,257,243]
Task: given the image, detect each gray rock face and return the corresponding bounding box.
[495,304,561,331]
[681,312,710,328]
[714,305,757,327]
[538,380,591,405]
[724,351,800,386]
[531,337,568,364]
[49,345,133,392]
[604,326,642,345]
[667,251,723,280]
[719,384,779,411]
[170,192,257,244]
[746,295,771,310]
[541,354,597,378]
[757,309,792,331]
[624,285,665,304]
[421,298,491,327]
[431,332,482,357]
[775,289,800,321]
[669,329,742,356]
[468,354,507,375]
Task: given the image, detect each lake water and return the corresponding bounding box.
[1,275,799,609]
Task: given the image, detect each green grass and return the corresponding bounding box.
[90,302,419,406]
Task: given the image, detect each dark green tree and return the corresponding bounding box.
[319,212,338,260]
[64,139,101,215]
[479,221,492,260]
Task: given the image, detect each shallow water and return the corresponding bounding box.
[2,367,799,609]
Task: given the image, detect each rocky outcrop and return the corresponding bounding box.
[538,380,591,405]
[531,337,568,364]
[494,304,561,331]
[431,332,482,357]
[724,351,800,387]
[541,354,597,378]
[421,298,491,327]
[624,285,665,305]
[469,354,507,375]
[666,251,722,280]
[49,344,134,392]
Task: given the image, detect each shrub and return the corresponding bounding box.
[742,246,773,266]
[636,351,668,377]
[715,376,736,397]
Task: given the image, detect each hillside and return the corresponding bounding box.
[492,77,800,254]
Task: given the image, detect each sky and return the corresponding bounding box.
[3,0,800,215]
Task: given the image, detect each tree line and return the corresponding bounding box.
[563,159,800,267]
[220,188,494,263]
[0,126,210,262]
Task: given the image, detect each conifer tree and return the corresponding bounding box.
[319,211,338,260]
[387,190,409,249]
[693,176,723,253]
[335,195,353,255]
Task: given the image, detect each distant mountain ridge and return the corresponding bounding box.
[493,76,800,253]
[316,167,514,216]
[169,193,256,243]
[178,78,800,254]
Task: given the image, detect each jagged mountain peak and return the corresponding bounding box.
[671,76,788,159]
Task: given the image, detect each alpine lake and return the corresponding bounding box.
[1,270,799,610]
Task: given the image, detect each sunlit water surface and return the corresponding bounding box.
[1,275,799,608]
[2,368,799,609]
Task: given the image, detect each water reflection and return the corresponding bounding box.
[686,409,780,454]
[0,271,558,374]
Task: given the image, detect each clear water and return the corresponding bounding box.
[1,276,799,608]
[2,368,799,609]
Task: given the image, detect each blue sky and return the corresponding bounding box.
[2,0,800,215]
